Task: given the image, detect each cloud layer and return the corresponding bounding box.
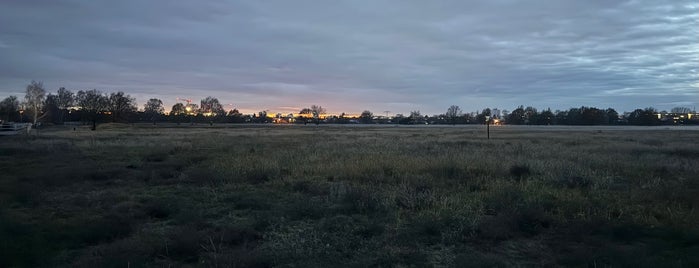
[1,0,697,114]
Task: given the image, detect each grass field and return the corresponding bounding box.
[1,124,698,267]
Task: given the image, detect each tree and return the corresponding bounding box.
[628,107,660,126]
[227,108,241,117]
[299,108,313,115]
[77,89,109,130]
[446,105,462,125]
[523,106,538,124]
[311,105,326,117]
[0,96,20,122]
[297,105,326,124]
[56,87,74,123]
[579,107,605,125]
[24,80,46,125]
[108,91,137,122]
[256,110,269,123]
[171,103,186,115]
[360,110,373,124]
[537,108,555,125]
[507,106,526,125]
[144,98,164,124]
[227,108,244,123]
[671,107,692,114]
[200,96,224,116]
[43,94,61,124]
[606,108,619,125]
[476,108,491,124]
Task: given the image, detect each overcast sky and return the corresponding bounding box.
[1,0,697,114]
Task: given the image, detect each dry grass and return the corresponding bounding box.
[1,124,698,267]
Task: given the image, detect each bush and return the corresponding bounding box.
[509,165,531,180]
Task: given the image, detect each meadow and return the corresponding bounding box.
[1,124,698,267]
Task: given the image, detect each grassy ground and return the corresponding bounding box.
[1,124,698,267]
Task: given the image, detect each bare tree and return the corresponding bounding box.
[446,105,462,125]
[24,81,46,125]
[310,105,326,117]
[310,105,326,125]
[299,108,313,115]
[671,107,692,114]
[360,110,373,124]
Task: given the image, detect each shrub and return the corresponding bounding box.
[509,165,531,179]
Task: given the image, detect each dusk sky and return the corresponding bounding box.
[1,1,697,115]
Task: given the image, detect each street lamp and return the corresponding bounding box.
[485,115,491,140]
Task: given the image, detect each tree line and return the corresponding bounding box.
[1,81,696,129]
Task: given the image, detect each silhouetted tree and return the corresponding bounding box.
[566,108,582,125]
[537,108,554,125]
[144,98,164,124]
[77,89,109,130]
[606,108,619,125]
[360,110,373,124]
[227,108,244,123]
[628,108,660,125]
[508,106,525,125]
[24,80,46,125]
[56,87,74,124]
[671,107,692,114]
[43,94,61,124]
[579,107,606,125]
[446,105,461,125]
[305,105,326,124]
[299,108,312,115]
[256,110,270,123]
[310,105,326,117]
[476,108,491,124]
[200,96,225,116]
[108,91,137,122]
[171,103,186,115]
[0,96,20,122]
[523,106,538,124]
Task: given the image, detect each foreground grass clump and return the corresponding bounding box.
[1,124,698,267]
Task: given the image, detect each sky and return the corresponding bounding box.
[0,0,697,115]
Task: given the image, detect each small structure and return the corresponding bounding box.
[0,122,31,136]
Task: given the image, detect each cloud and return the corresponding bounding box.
[0,0,697,114]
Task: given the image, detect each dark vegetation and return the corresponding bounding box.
[2,82,698,128]
[1,125,698,267]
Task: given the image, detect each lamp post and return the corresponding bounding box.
[485,115,491,140]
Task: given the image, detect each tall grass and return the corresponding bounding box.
[1,125,698,266]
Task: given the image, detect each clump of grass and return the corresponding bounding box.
[166,225,202,263]
[331,183,386,215]
[183,166,227,185]
[476,206,551,241]
[143,151,169,162]
[142,197,181,219]
[452,251,507,268]
[393,180,434,211]
[289,180,328,196]
[558,176,592,189]
[509,164,531,180]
